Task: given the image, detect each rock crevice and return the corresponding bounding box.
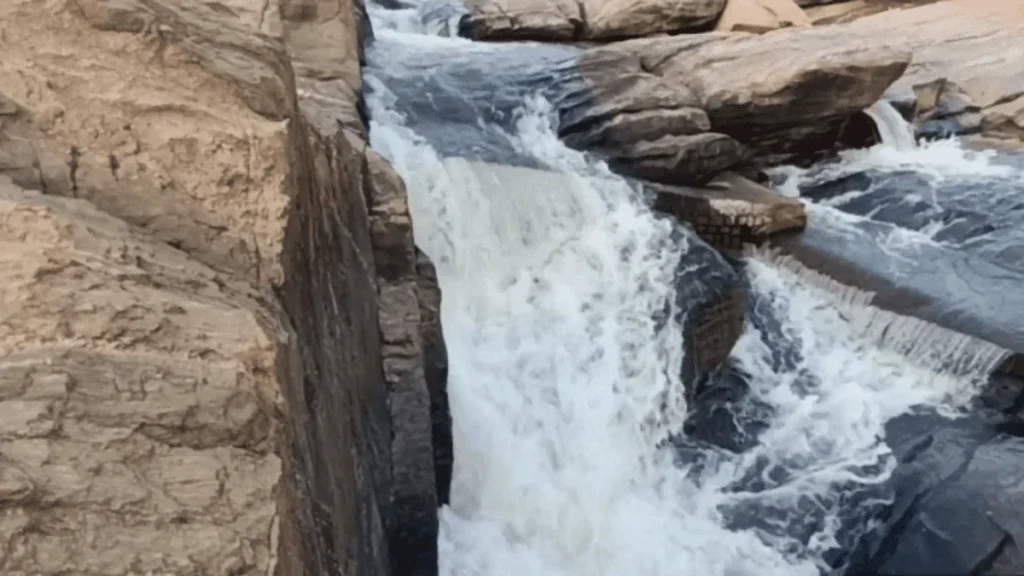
[0,1,441,575]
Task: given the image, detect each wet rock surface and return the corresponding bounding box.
[789,151,1024,274]
[847,413,1024,575]
[769,208,1024,374]
[680,275,1024,576]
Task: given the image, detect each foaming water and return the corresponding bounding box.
[771,137,1024,272]
[745,245,1009,383]
[864,100,916,152]
[772,138,1014,197]
[365,7,1003,576]
[367,0,468,36]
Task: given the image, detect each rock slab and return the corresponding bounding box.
[0,1,442,575]
[463,0,726,40]
[564,28,909,183]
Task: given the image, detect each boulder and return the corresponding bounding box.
[461,0,726,41]
[801,0,917,25]
[848,0,1024,140]
[675,243,747,400]
[901,78,984,139]
[0,1,442,576]
[715,0,810,33]
[571,28,910,176]
[608,132,750,185]
[566,0,1024,183]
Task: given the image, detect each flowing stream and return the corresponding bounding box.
[363,7,1020,576]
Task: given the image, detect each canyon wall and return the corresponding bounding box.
[0,1,439,575]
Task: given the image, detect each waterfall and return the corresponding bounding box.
[362,12,1004,576]
[864,100,918,151]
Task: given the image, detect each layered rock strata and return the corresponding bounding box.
[560,29,910,186]
[0,1,441,576]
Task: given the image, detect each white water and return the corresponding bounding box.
[364,17,1004,576]
[864,100,918,152]
[774,137,1014,200]
[769,126,1023,258]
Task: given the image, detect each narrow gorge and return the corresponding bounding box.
[2,1,1024,576]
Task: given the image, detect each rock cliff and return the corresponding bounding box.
[0,1,439,575]
[461,0,726,41]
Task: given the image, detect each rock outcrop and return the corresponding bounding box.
[560,29,909,184]
[851,0,1024,141]
[650,172,807,251]
[714,0,810,33]
[0,1,440,576]
[560,0,1024,189]
[0,172,283,575]
[461,0,726,41]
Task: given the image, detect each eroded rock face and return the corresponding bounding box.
[0,174,282,574]
[851,0,1024,141]
[1,0,292,283]
[567,29,909,181]
[462,0,726,41]
[416,253,452,506]
[1,1,442,575]
[651,172,807,251]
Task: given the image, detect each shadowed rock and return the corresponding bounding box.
[650,172,807,251]
[846,412,1024,576]
[609,132,749,185]
[416,251,451,506]
[669,227,747,400]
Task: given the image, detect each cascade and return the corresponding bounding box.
[363,9,1016,576]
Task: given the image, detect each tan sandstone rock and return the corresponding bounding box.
[795,0,850,6]
[463,0,726,41]
[0,174,282,575]
[1,1,439,576]
[568,28,910,179]
[715,0,810,33]
[851,0,1024,141]
[797,1,1023,141]
[569,0,1024,185]
[1,0,292,284]
[802,0,892,24]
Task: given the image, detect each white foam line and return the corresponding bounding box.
[744,245,1010,378]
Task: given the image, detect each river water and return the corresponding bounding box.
[362,6,1024,575]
